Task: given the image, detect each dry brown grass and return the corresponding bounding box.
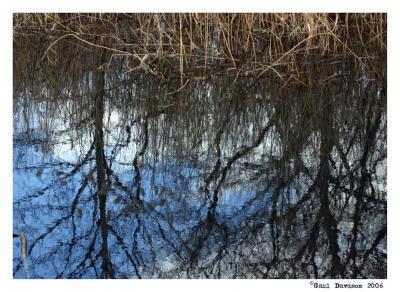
[13,13,386,84]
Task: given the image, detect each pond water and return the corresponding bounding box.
[13,55,386,279]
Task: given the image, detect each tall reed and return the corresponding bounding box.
[13,13,386,83]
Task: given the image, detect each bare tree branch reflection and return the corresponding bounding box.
[13,26,386,279]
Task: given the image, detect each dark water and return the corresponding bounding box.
[13,55,387,279]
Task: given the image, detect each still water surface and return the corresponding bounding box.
[13,57,386,279]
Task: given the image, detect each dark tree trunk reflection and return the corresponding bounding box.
[93,50,115,279]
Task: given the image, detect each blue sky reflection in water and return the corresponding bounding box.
[13,16,386,278]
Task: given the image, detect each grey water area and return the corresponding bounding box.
[13,61,387,279]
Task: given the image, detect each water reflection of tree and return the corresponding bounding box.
[13,45,386,278]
